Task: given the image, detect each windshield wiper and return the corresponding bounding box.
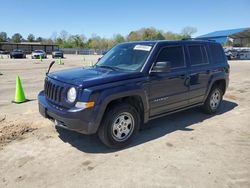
[95,65,119,71]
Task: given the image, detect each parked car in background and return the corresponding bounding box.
[32,50,47,59]
[224,48,239,60]
[10,49,26,58]
[52,50,64,58]
[0,49,9,54]
[239,49,250,60]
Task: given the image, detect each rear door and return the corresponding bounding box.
[148,44,189,116]
[186,44,211,104]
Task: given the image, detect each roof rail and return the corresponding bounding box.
[194,38,216,42]
[181,38,194,40]
[182,38,216,42]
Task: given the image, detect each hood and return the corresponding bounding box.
[48,67,144,87]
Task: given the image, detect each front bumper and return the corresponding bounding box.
[38,91,99,134]
[12,54,25,58]
[53,53,63,57]
[32,54,46,58]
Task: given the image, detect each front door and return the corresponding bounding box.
[149,45,189,117]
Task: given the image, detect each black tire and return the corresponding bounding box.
[98,103,140,148]
[202,86,223,114]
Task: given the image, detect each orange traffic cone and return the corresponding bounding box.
[12,76,27,103]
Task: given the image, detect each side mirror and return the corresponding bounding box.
[151,61,171,73]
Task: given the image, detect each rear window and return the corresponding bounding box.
[188,45,208,66]
[209,44,225,64]
[156,46,185,69]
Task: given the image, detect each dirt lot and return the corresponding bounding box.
[0,55,250,188]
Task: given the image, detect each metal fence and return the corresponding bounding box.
[61,48,107,55]
[0,42,58,54]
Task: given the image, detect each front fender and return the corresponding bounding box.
[89,83,150,133]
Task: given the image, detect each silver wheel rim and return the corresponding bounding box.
[210,89,221,110]
[111,112,135,142]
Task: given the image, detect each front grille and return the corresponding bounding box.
[44,79,64,104]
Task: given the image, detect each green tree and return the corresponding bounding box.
[127,28,165,41]
[36,37,43,42]
[164,32,185,40]
[127,31,141,41]
[27,34,35,42]
[113,34,125,44]
[0,32,7,42]
[11,33,23,43]
[87,34,103,49]
[42,38,54,45]
[59,30,70,42]
[70,34,85,47]
[142,28,165,40]
[181,26,197,38]
[56,38,64,47]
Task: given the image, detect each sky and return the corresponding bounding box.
[1,0,250,39]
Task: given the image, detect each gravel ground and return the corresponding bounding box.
[0,56,249,188]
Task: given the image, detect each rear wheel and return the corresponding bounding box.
[202,86,223,114]
[98,103,140,148]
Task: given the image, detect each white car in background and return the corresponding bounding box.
[31,50,47,59]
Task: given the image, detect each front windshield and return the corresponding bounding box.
[96,43,154,72]
[14,49,22,52]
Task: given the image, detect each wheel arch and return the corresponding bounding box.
[211,79,226,94]
[104,95,145,125]
[205,72,227,101]
[94,88,150,132]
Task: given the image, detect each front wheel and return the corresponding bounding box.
[202,87,223,114]
[98,103,140,148]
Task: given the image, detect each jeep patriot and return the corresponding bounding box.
[38,40,229,148]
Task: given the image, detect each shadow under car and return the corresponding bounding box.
[56,100,238,153]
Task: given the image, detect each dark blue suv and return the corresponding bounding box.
[38,40,229,148]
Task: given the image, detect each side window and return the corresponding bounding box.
[188,45,208,66]
[156,46,185,69]
[209,44,225,64]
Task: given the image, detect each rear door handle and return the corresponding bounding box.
[179,74,186,79]
[190,73,198,76]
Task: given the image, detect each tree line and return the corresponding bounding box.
[0,26,197,49]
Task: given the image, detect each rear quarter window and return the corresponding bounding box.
[209,44,225,64]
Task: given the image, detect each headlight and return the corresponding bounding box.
[67,87,77,103]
